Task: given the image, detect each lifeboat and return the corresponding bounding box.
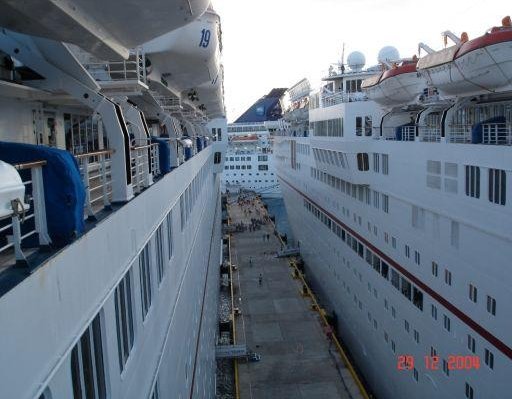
[143,9,221,94]
[361,60,426,106]
[417,17,512,96]
[0,0,210,60]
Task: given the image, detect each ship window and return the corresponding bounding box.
[431,304,438,320]
[469,284,478,303]
[443,314,451,331]
[432,261,438,277]
[373,191,380,208]
[381,261,389,280]
[114,270,135,372]
[486,295,496,315]
[404,320,410,332]
[485,348,494,369]
[442,359,450,376]
[401,278,412,300]
[445,269,452,286]
[413,288,423,310]
[414,251,420,265]
[155,225,165,284]
[465,383,474,399]
[382,154,389,175]
[356,153,369,171]
[355,117,363,136]
[405,245,410,258]
[247,156,251,161]
[139,243,153,320]
[365,116,372,136]
[230,157,234,161]
[391,270,400,290]
[488,168,506,205]
[391,237,397,249]
[391,340,396,353]
[373,153,380,172]
[413,368,419,382]
[382,194,389,213]
[230,165,234,169]
[467,334,476,353]
[465,165,480,198]
[414,330,420,343]
[258,165,268,171]
[166,212,173,261]
[71,313,107,399]
[235,165,240,169]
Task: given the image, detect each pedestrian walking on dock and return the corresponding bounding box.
[258,273,263,286]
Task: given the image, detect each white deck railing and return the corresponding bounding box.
[447,124,472,143]
[76,150,113,219]
[0,161,50,264]
[130,143,160,193]
[482,123,512,145]
[419,127,441,142]
[85,48,147,84]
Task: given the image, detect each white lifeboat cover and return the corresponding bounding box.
[0,161,26,219]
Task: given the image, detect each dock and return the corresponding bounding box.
[227,194,367,399]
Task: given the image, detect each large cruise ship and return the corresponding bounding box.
[222,89,285,197]
[0,2,227,398]
[274,17,512,399]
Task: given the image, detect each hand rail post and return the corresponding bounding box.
[11,214,26,265]
[82,157,95,220]
[100,154,111,209]
[31,165,51,246]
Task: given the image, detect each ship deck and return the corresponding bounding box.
[227,195,366,399]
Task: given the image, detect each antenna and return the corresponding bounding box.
[341,42,346,73]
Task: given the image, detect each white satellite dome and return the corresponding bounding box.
[378,46,400,63]
[347,51,366,71]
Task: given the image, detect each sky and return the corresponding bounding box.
[213,0,511,122]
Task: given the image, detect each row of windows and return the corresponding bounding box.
[71,208,174,398]
[429,161,507,205]
[226,156,251,162]
[310,118,343,137]
[312,148,348,169]
[227,125,266,132]
[465,165,507,205]
[225,164,252,170]
[310,167,390,214]
[225,179,276,184]
[180,162,209,231]
[355,116,372,136]
[224,172,274,177]
[297,143,310,155]
[303,198,424,311]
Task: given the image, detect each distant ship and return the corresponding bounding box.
[274,17,512,399]
[0,1,227,398]
[223,89,286,198]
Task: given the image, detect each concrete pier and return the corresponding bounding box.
[227,194,365,399]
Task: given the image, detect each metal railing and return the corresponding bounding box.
[382,126,416,141]
[85,48,147,84]
[420,127,441,142]
[0,161,50,264]
[447,124,472,143]
[76,150,113,219]
[130,143,160,193]
[482,123,512,145]
[320,91,368,108]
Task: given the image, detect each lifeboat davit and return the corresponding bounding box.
[361,60,426,106]
[417,17,512,96]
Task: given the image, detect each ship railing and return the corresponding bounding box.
[130,143,160,193]
[447,124,472,143]
[0,161,51,265]
[419,126,441,142]
[482,123,512,145]
[381,126,416,141]
[320,91,368,108]
[84,48,147,84]
[75,150,113,219]
[150,143,161,177]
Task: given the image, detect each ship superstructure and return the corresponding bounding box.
[274,18,512,399]
[0,2,227,398]
[222,89,285,197]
